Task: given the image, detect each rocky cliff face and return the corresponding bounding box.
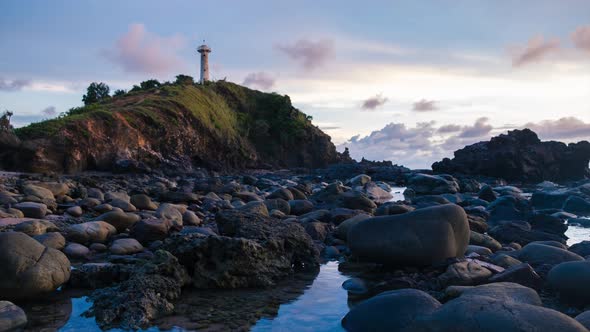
[1,82,339,173]
[432,129,590,182]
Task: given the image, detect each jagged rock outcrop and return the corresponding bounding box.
[432,129,590,182]
[0,81,339,173]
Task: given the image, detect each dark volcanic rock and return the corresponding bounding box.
[432,129,590,182]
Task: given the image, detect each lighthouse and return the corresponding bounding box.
[197,43,211,84]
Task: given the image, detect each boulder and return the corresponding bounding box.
[110,238,144,255]
[335,214,371,241]
[130,194,157,210]
[438,261,492,286]
[289,200,314,215]
[23,184,55,201]
[67,221,117,244]
[412,294,587,332]
[64,243,90,259]
[96,211,140,232]
[182,210,201,226]
[33,232,66,250]
[576,311,590,330]
[407,173,459,195]
[478,185,497,202]
[13,202,47,219]
[374,203,415,216]
[341,289,441,332]
[444,282,542,305]
[563,196,590,216]
[516,243,584,267]
[267,188,294,201]
[66,205,83,217]
[155,203,183,229]
[547,261,590,306]
[469,231,501,251]
[304,222,329,242]
[348,204,469,266]
[570,241,590,257]
[488,263,543,289]
[0,301,27,331]
[130,218,172,244]
[264,198,291,215]
[348,174,371,186]
[0,232,70,300]
[13,219,58,236]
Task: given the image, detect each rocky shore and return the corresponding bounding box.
[0,166,589,331]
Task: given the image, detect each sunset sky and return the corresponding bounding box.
[1,0,589,168]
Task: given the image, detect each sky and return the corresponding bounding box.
[1,0,589,168]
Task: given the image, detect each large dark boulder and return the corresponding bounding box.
[348,204,469,266]
[432,129,590,182]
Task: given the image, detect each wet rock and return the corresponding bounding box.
[444,282,542,305]
[407,173,459,195]
[489,221,566,246]
[348,174,371,186]
[66,205,83,217]
[67,221,117,244]
[304,222,329,242]
[341,289,441,332]
[563,196,590,216]
[348,204,469,266]
[130,218,172,244]
[438,261,492,286]
[109,198,137,212]
[516,243,584,267]
[13,219,58,236]
[23,184,55,201]
[0,301,27,331]
[363,182,392,202]
[13,202,47,219]
[129,194,157,211]
[93,203,113,213]
[0,232,70,300]
[87,251,190,330]
[96,211,140,232]
[64,243,90,259]
[110,238,144,255]
[334,214,371,241]
[33,232,66,250]
[488,263,543,289]
[547,261,590,306]
[531,191,570,210]
[413,296,586,331]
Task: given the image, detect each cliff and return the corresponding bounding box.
[432,129,590,182]
[0,81,339,173]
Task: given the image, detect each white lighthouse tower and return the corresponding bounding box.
[197,43,211,84]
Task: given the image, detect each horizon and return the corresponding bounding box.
[1,0,589,168]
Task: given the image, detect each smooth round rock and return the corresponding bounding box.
[64,243,90,259]
[130,194,157,210]
[13,202,47,219]
[109,238,144,255]
[0,301,27,331]
[348,204,469,266]
[517,243,584,266]
[96,211,140,232]
[547,261,590,306]
[66,205,83,217]
[33,232,66,250]
[67,221,117,244]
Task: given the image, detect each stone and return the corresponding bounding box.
[575,311,590,330]
[465,245,493,256]
[407,173,459,195]
[335,214,371,241]
[341,289,441,332]
[363,182,393,202]
[64,243,90,259]
[570,241,590,257]
[563,196,590,216]
[267,188,294,201]
[66,205,83,217]
[488,263,543,289]
[348,204,469,266]
[104,191,130,203]
[348,174,371,186]
[438,261,492,286]
[237,201,269,216]
[374,203,415,216]
[412,294,587,332]
[516,243,584,267]
[339,191,376,212]
[547,261,590,306]
[13,202,47,219]
[33,232,66,250]
[264,198,291,215]
[182,210,201,226]
[289,199,314,215]
[478,185,497,202]
[110,238,144,255]
[0,232,70,300]
[93,203,113,213]
[35,182,69,197]
[109,198,137,212]
[90,243,108,252]
[23,184,55,201]
[96,210,141,232]
[444,282,542,305]
[469,231,501,251]
[155,203,184,229]
[13,219,58,236]
[67,221,117,244]
[0,301,27,331]
[130,194,158,210]
[130,218,171,244]
[304,222,329,242]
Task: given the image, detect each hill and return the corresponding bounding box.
[0,81,339,173]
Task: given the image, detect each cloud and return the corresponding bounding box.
[523,116,590,140]
[103,23,186,75]
[361,94,388,110]
[571,25,590,52]
[437,124,462,134]
[275,39,335,70]
[320,126,341,130]
[0,78,31,92]
[41,106,57,116]
[242,72,275,90]
[412,99,438,112]
[457,117,492,138]
[512,36,560,67]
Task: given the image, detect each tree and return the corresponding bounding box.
[82,82,110,105]
[174,74,194,85]
[113,89,126,97]
[0,110,13,131]
[139,79,161,90]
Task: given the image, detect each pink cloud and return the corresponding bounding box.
[571,25,590,52]
[275,39,335,70]
[242,72,275,90]
[511,36,560,67]
[103,23,186,75]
